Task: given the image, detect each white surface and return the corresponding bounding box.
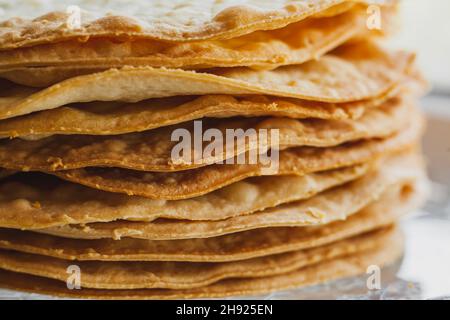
[399,218,450,299]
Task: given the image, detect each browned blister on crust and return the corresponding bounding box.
[37,152,424,240]
[0,177,428,263]
[0,226,397,290]
[0,41,413,120]
[0,96,413,172]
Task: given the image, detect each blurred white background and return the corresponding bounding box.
[389,0,450,93]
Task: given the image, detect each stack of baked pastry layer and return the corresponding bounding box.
[0,0,428,299]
